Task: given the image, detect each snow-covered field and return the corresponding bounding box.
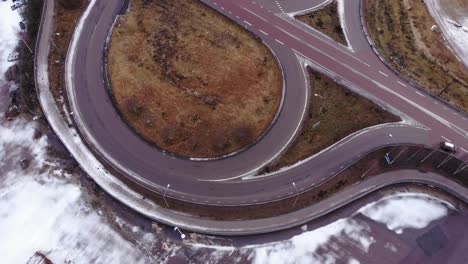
[425,0,468,67]
[0,152,153,263]
[0,1,461,263]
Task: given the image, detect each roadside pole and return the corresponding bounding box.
[174,227,186,239]
[292,182,299,208]
[163,184,171,208]
[19,35,33,54]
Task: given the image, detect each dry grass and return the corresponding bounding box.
[264,68,399,172]
[295,1,347,45]
[108,0,282,158]
[364,0,468,111]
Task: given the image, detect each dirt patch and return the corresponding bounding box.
[363,0,468,111]
[108,0,282,158]
[263,68,399,172]
[295,1,347,45]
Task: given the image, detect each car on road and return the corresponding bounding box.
[441,142,456,153]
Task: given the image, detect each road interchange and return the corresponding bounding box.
[35,0,468,235]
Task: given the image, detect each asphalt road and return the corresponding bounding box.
[35,0,468,234]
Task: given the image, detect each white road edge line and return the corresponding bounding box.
[244,20,252,26]
[397,81,407,87]
[259,30,268,35]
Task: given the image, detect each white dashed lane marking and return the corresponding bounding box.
[416,91,425,97]
[441,136,451,142]
[275,39,284,45]
[397,81,407,87]
[379,70,389,77]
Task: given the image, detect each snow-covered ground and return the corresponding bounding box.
[0,2,153,263]
[250,218,375,264]
[0,1,462,263]
[0,1,20,76]
[425,0,468,67]
[0,155,153,263]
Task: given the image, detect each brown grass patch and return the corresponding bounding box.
[363,0,468,111]
[295,1,347,45]
[108,0,282,158]
[264,68,400,172]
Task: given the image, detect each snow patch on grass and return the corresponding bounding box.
[0,115,151,264]
[358,192,451,234]
[0,172,151,264]
[244,191,453,263]
[0,9,151,258]
[251,218,375,264]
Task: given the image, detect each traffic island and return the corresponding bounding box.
[263,67,400,172]
[295,0,347,45]
[107,0,282,158]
